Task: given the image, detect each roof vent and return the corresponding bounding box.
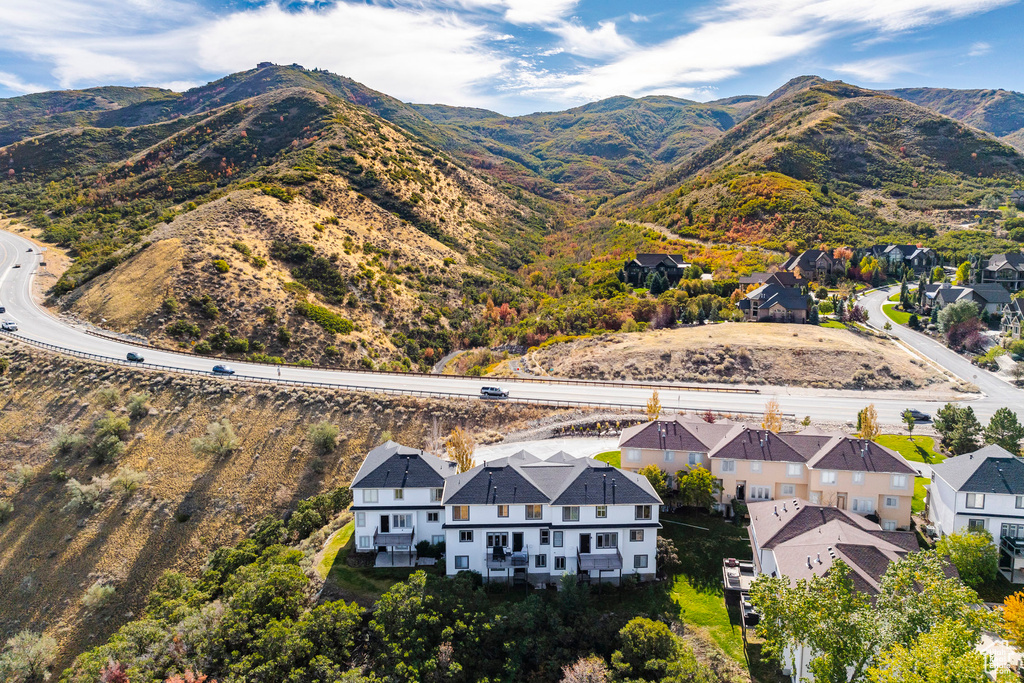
[807,555,813,569]
[816,553,822,564]
[783,503,788,513]
[827,546,837,559]
[774,505,779,516]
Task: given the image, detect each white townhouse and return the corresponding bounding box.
[927,444,1024,582]
[442,450,663,585]
[349,441,457,565]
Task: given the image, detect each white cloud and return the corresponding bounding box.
[550,21,633,58]
[968,41,992,57]
[832,54,922,81]
[502,0,578,26]
[0,71,45,94]
[629,13,649,22]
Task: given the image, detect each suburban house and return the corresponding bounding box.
[1011,189,1024,208]
[980,253,1024,292]
[619,418,917,529]
[867,244,939,273]
[442,450,662,584]
[738,271,808,289]
[927,445,1024,583]
[738,283,811,323]
[782,249,847,279]
[1002,299,1024,341]
[924,282,1012,315]
[622,254,691,287]
[746,499,920,681]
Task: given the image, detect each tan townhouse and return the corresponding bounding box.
[619,419,918,529]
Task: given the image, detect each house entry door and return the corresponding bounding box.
[512,533,524,552]
[380,515,390,532]
[579,534,591,553]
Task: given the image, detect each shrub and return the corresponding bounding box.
[277,326,292,346]
[190,294,219,319]
[64,476,111,512]
[225,337,249,354]
[81,581,115,609]
[0,630,57,682]
[8,464,35,488]
[936,529,998,589]
[163,296,179,313]
[0,357,8,375]
[127,392,151,421]
[325,345,339,356]
[0,499,12,523]
[296,359,313,367]
[294,300,355,334]
[51,426,86,457]
[113,467,148,496]
[249,353,285,364]
[231,241,252,257]
[94,386,120,408]
[309,421,339,454]
[194,340,212,354]
[94,411,130,440]
[212,259,229,273]
[191,418,239,458]
[251,255,268,269]
[166,319,201,338]
[91,435,125,464]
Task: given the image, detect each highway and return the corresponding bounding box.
[0,227,1016,424]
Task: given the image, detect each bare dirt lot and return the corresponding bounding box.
[525,323,950,391]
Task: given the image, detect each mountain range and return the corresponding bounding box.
[1,64,1022,366]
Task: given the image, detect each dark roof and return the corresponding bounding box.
[969,283,1012,305]
[835,543,894,583]
[930,445,1024,494]
[350,441,456,488]
[630,253,688,269]
[618,415,735,452]
[759,505,864,548]
[444,455,661,506]
[985,253,1024,272]
[806,437,917,474]
[747,283,810,311]
[739,272,805,287]
[778,431,844,460]
[784,249,835,272]
[709,426,808,462]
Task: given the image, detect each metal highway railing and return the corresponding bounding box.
[78,328,761,395]
[0,331,785,418]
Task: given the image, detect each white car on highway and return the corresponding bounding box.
[1,320,18,331]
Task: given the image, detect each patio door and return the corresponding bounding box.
[512,532,524,552]
[579,533,591,553]
[380,514,390,532]
[837,493,847,510]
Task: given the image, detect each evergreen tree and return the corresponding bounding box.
[984,407,1024,454]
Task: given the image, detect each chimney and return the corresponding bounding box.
[612,479,617,504]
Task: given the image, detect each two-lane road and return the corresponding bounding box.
[0,227,1013,423]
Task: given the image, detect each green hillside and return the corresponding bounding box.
[889,87,1024,144]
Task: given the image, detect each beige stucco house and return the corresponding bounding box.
[618,417,917,529]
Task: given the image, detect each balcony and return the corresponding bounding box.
[486,546,529,570]
[577,548,623,571]
[722,558,756,593]
[373,526,414,548]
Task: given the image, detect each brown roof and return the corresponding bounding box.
[618,415,735,452]
[709,425,808,462]
[806,437,918,475]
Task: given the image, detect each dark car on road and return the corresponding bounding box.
[480,386,509,398]
[905,409,931,422]
[126,352,145,362]
[212,364,235,375]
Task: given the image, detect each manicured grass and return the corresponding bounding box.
[882,303,912,325]
[316,520,354,579]
[876,434,945,465]
[659,512,752,664]
[324,521,423,604]
[913,478,929,514]
[819,320,846,329]
[887,292,901,302]
[595,450,621,467]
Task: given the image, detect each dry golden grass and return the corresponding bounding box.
[0,339,575,670]
[526,323,947,390]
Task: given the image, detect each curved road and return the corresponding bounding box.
[0,227,1013,423]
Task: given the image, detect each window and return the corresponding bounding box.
[562,506,580,522]
[781,484,795,496]
[625,448,641,462]
[751,461,762,473]
[431,535,444,545]
[358,535,371,549]
[1003,523,1024,539]
[540,529,550,545]
[720,460,736,474]
[966,493,985,509]
[1017,496,1024,510]
[634,554,649,569]
[455,556,469,569]
[363,489,378,503]
[497,505,509,518]
[820,471,837,485]
[635,505,652,520]
[787,464,803,478]
[852,498,874,513]
[630,529,645,542]
[525,504,543,520]
[394,489,404,500]
[459,530,473,542]
[688,452,701,466]
[749,485,771,500]
[968,519,986,531]
[595,505,607,519]
[554,556,566,570]
[487,532,508,548]
[553,531,563,547]
[852,472,865,485]
[393,514,412,528]
[431,488,444,502]
[664,450,675,462]
[596,533,618,548]
[891,474,908,490]
[810,491,821,504]
[427,512,439,523]
[452,506,469,521]
[356,512,366,527]
[882,520,897,531]
[884,496,898,509]
[535,554,547,568]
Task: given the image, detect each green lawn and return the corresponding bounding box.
[820,320,846,329]
[659,512,752,664]
[323,521,424,604]
[316,520,354,579]
[913,478,929,514]
[876,434,944,465]
[887,292,901,302]
[882,303,912,325]
[595,450,621,467]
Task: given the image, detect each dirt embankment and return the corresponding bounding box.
[525,323,947,391]
[0,339,577,671]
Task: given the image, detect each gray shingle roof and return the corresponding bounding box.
[930,445,1024,493]
[805,437,918,475]
[970,283,1012,305]
[747,283,810,311]
[350,441,456,489]
[631,254,688,268]
[985,253,1024,272]
[709,425,808,462]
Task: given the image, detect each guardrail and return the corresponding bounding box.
[80,329,761,394]
[0,331,785,417]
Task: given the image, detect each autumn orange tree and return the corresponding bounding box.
[858,404,880,441]
[762,398,783,433]
[646,390,662,421]
[1004,592,1024,652]
[446,426,476,473]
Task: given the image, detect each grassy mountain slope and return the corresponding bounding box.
[1,86,547,367]
[889,87,1024,148]
[612,78,1024,256]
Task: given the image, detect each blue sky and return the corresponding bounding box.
[1,0,1022,115]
